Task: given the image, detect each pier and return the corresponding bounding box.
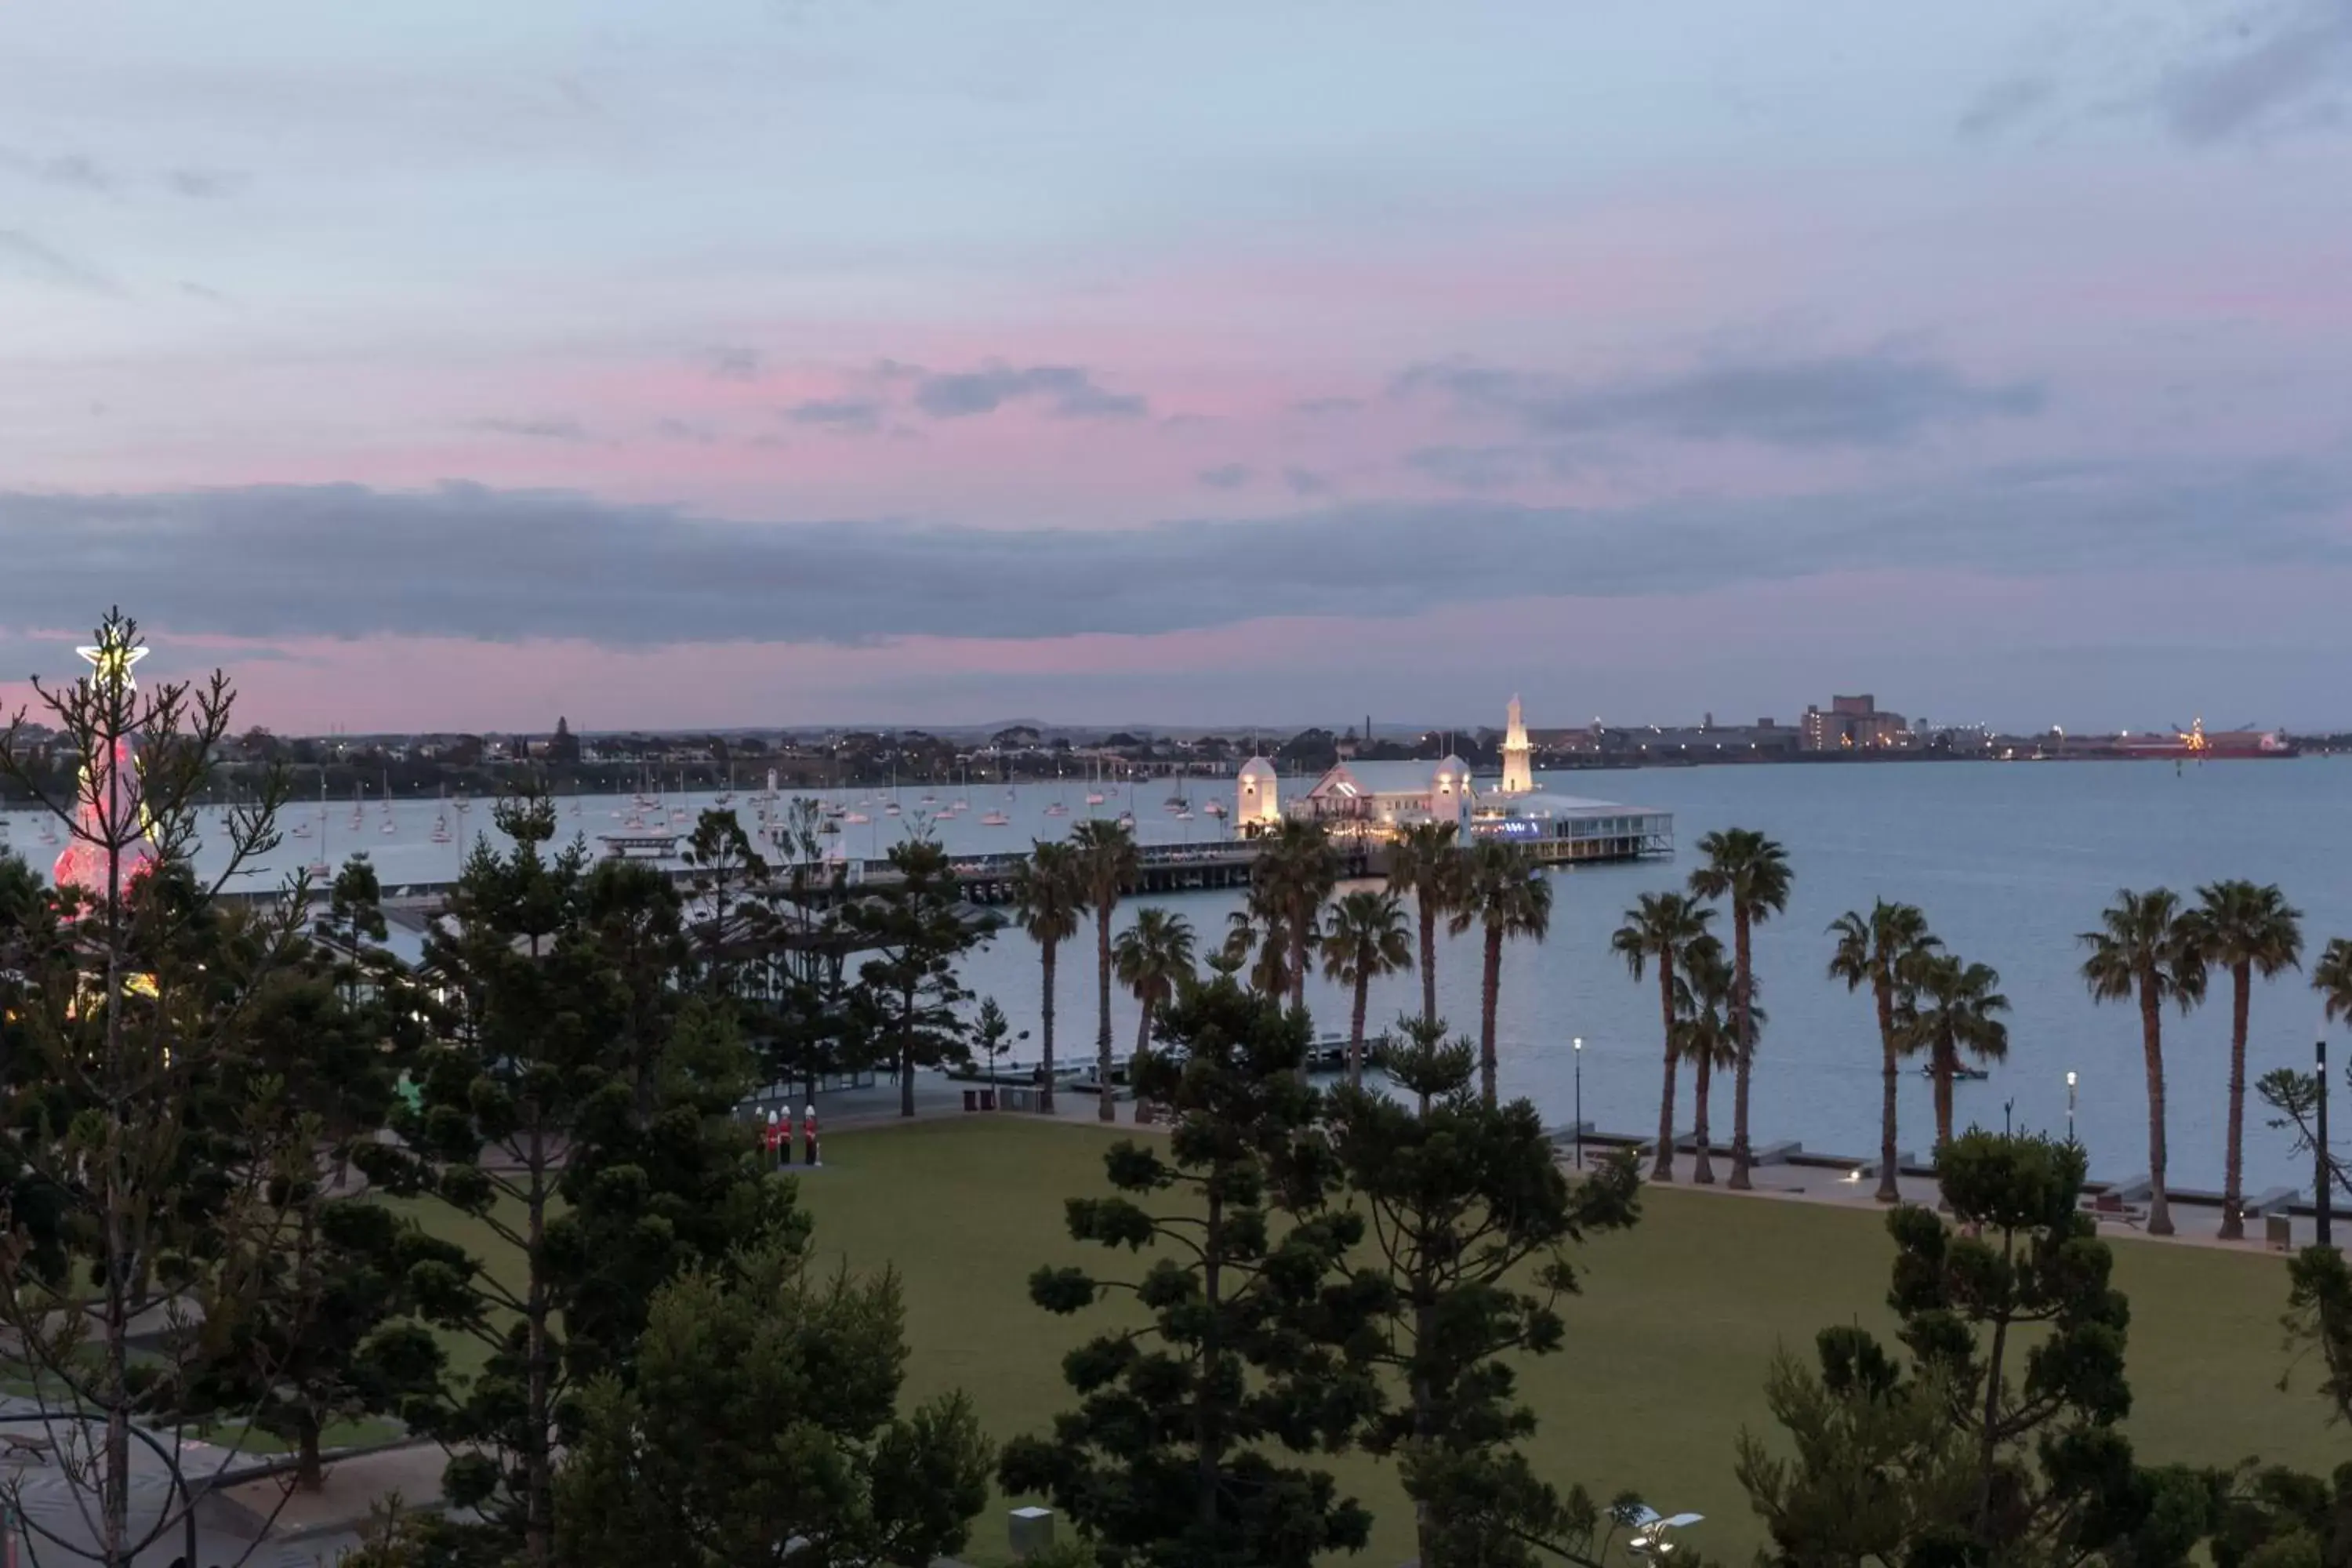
[230,822,1668,914]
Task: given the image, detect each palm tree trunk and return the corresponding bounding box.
[1098,906,1116,1123]
[1875,976,1900,1203]
[1933,1047,1955,1152]
[1730,908,1755,1191]
[1418,897,1438,1027]
[2221,960,2251,1241]
[1039,941,1057,1115]
[1134,993,1153,1069]
[1349,971,1370,1088]
[1653,959,1679,1184]
[1693,1054,1715,1185]
[2140,979,2174,1236]
[1479,924,1503,1108]
[1289,920,1308,1016]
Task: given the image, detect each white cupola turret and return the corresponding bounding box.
[1500,694,1534,794]
[1431,754,1474,826]
[1237,757,1281,829]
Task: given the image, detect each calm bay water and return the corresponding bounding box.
[20,758,2347,1191]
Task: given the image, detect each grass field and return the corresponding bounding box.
[791,1116,2343,1568]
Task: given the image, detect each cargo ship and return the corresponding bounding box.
[2111,719,2297,760]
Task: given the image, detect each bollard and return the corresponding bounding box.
[764,1109,783,1170]
[1007,1505,1054,1561]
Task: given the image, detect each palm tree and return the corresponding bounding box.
[1677,935,1755,1185]
[1113,907,1196,1069]
[2193,880,2303,1240]
[2080,887,2207,1236]
[1901,951,2009,1151]
[1069,818,1140,1123]
[1253,818,1342,1013]
[1612,891,1715,1183]
[1223,905,1290,1000]
[1387,819,1465,1027]
[2317,938,2352,1025]
[1009,840,1082,1114]
[1321,889,1413,1086]
[1688,827,1793,1190]
[1454,841,1553,1107]
[1828,901,1939,1203]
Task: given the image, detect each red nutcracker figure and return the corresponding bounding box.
[803,1103,821,1168]
[762,1109,782,1168]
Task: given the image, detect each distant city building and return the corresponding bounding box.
[1802,694,1908,751]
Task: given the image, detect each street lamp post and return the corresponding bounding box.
[2065,1070,2077,1145]
[2320,1033,2332,1250]
[1573,1037,1584,1170]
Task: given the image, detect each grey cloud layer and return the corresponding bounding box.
[779,362,1145,433]
[2157,0,2352,143]
[1396,352,2044,448]
[0,229,122,296]
[1,459,2340,648]
[909,363,1145,419]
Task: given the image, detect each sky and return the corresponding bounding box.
[2,0,2350,735]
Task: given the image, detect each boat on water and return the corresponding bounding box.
[1204,800,1229,819]
[981,809,1011,826]
[845,811,871,825]
[2109,719,2296,760]
[1044,802,1069,818]
[1921,1063,1991,1082]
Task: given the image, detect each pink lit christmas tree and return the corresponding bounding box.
[50,624,160,906]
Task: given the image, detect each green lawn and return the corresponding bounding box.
[793,1116,2343,1568]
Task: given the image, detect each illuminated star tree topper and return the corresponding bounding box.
[77,618,151,695]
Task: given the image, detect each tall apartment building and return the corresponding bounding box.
[1801,694,1908,750]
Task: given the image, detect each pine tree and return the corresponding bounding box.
[1742,1133,2178,1565]
[555,1226,993,1568]
[838,840,985,1117]
[1327,1027,1640,1568]
[0,612,314,1567]
[1000,978,1377,1568]
[372,790,789,1568]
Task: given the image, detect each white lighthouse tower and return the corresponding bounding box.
[1499,694,1534,794]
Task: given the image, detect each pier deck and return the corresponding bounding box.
[221,815,1669,912]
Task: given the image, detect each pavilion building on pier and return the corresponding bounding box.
[1232,697,1671,866]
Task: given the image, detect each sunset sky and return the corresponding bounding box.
[3,0,2349,734]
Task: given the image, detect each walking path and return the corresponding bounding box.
[1602,1146,2318,1254]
